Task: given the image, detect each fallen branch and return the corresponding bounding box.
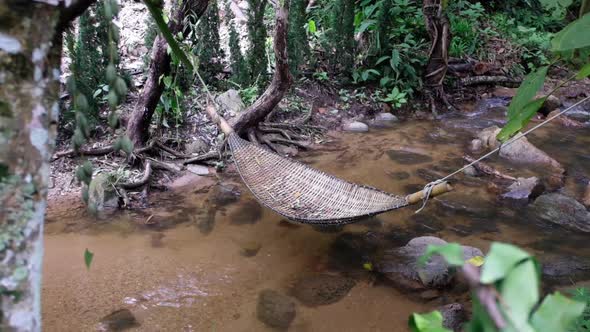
[156,141,192,159]
[145,157,183,173]
[182,151,219,165]
[459,76,521,87]
[463,155,517,181]
[119,161,152,190]
[52,145,114,160]
[267,137,309,149]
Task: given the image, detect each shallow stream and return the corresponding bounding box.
[43,100,590,331]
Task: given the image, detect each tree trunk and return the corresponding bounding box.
[127,0,209,146]
[0,3,64,331]
[422,0,452,112]
[230,0,292,135]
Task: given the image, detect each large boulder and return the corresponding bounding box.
[541,255,590,285]
[527,193,590,232]
[216,89,245,115]
[375,236,483,291]
[257,290,296,329]
[477,126,563,172]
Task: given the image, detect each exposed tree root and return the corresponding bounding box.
[182,151,219,165]
[119,161,152,190]
[460,76,521,87]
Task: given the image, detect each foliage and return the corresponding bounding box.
[498,7,590,143]
[413,242,586,332]
[246,0,269,87]
[196,0,224,84]
[328,0,356,75]
[288,0,310,77]
[351,0,427,95]
[569,287,590,331]
[226,2,249,85]
[84,248,94,270]
[447,1,488,58]
[239,84,259,105]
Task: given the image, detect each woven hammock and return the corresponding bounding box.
[206,105,452,224]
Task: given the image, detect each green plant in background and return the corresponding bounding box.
[328,0,356,75]
[196,0,224,84]
[288,0,310,77]
[351,0,426,94]
[497,9,590,142]
[447,1,488,58]
[410,242,587,332]
[247,0,269,87]
[380,87,408,108]
[226,1,249,85]
[239,84,259,105]
[155,74,185,128]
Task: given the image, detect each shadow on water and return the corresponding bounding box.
[43,102,590,331]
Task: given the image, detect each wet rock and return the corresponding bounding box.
[240,241,262,257]
[210,184,240,206]
[436,193,496,217]
[477,126,563,172]
[388,171,411,180]
[185,138,208,154]
[469,139,483,153]
[439,303,467,332]
[257,289,296,329]
[501,177,545,206]
[291,274,356,306]
[387,150,433,165]
[230,199,262,225]
[548,110,584,128]
[375,112,399,122]
[196,207,217,235]
[216,89,244,115]
[527,193,590,232]
[540,95,561,115]
[375,236,483,291]
[463,165,479,177]
[328,232,384,272]
[492,87,517,98]
[186,164,209,175]
[98,309,139,331]
[541,255,590,285]
[311,224,345,233]
[168,173,215,191]
[414,168,442,182]
[583,182,590,208]
[343,121,369,132]
[419,289,441,301]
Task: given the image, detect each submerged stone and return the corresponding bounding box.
[387,149,433,165]
[257,289,296,329]
[230,199,262,225]
[527,193,590,232]
[343,121,369,132]
[98,309,139,331]
[291,274,356,306]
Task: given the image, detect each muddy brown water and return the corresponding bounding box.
[43,100,590,331]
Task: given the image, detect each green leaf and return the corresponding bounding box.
[409,311,452,332]
[84,248,94,269]
[497,97,546,142]
[531,292,586,331]
[376,56,390,65]
[143,0,194,71]
[480,243,531,284]
[576,63,590,80]
[357,19,376,34]
[500,260,539,331]
[551,13,590,51]
[307,19,317,33]
[507,66,548,119]
[419,243,464,267]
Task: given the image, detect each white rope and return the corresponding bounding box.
[415,95,590,213]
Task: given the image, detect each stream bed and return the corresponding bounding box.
[43,100,590,331]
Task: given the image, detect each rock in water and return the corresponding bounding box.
[387,149,433,165]
[216,89,245,115]
[257,290,296,329]
[583,182,590,208]
[209,184,240,206]
[343,121,369,132]
[230,199,262,225]
[98,309,139,331]
[527,193,590,232]
[375,236,483,291]
[439,303,467,331]
[477,126,563,172]
[501,177,545,206]
[291,274,356,306]
[375,112,399,122]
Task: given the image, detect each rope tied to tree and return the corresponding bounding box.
[415,95,590,213]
